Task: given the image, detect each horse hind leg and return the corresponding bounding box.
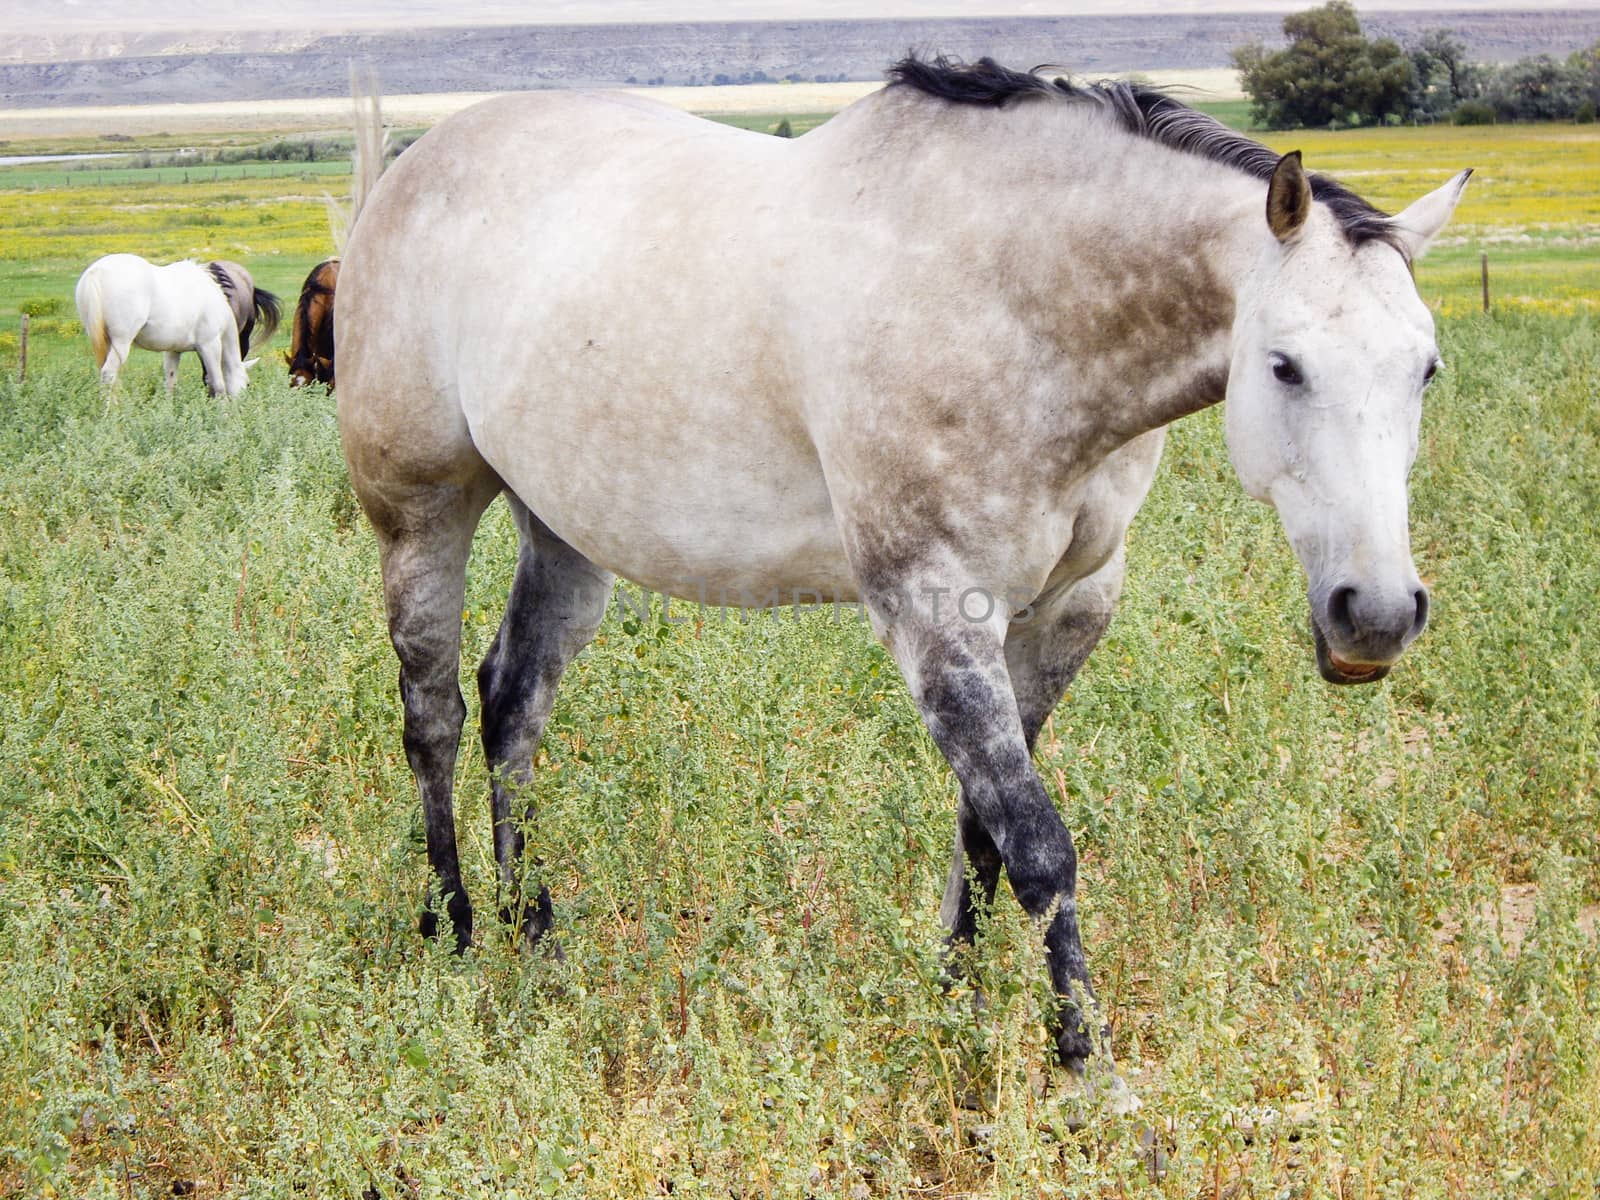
[477,498,613,949]
[99,333,134,390]
[374,478,500,951]
[162,351,181,394]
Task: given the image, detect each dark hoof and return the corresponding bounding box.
[497,907,552,952]
[500,886,556,955]
[1054,1015,1099,1070]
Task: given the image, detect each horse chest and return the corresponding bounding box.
[1044,429,1167,593]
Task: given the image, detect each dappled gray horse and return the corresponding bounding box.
[206,260,280,363]
[337,56,1467,1073]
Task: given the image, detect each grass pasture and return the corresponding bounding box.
[0,114,1597,1198]
[1253,123,1600,321]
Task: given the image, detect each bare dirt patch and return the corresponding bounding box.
[1438,882,1600,959]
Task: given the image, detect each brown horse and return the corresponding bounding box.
[286,259,339,388]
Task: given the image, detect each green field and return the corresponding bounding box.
[0,114,1597,1197]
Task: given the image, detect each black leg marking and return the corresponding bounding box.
[477,500,612,949]
[378,489,496,953]
[939,797,1002,947]
[402,658,472,952]
[890,563,1125,1070]
[941,558,1125,957]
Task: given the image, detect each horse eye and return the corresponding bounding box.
[1424,360,1441,386]
[1270,354,1304,387]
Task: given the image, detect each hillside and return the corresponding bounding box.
[3,10,1598,108]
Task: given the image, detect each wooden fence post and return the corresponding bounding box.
[1481,251,1490,314]
[17,313,27,384]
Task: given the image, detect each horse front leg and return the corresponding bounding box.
[162,351,181,394]
[875,593,1103,1071]
[942,553,1126,956]
[196,338,227,398]
[477,499,612,949]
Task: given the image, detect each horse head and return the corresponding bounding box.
[218,356,258,397]
[286,347,314,387]
[1225,153,1470,684]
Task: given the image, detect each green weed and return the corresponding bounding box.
[0,311,1593,1196]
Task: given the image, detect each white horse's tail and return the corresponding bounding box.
[75,269,109,368]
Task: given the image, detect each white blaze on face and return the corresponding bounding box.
[1225,159,1469,680]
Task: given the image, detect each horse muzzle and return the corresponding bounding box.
[1309,580,1429,686]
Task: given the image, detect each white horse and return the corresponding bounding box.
[74,253,279,397]
[337,56,1468,1078]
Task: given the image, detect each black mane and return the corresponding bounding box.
[205,260,237,296]
[886,54,1402,253]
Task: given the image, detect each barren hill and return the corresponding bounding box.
[3,10,1598,109]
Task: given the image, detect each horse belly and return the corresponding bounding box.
[137,265,220,351]
[468,384,857,605]
[132,311,202,352]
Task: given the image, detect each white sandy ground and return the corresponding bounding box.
[0,69,1243,140]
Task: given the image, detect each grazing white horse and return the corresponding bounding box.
[74,253,278,397]
[338,56,1468,1080]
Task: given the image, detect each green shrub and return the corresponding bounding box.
[1453,99,1496,125]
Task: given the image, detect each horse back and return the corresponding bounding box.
[337,93,836,577]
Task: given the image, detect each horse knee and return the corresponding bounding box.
[399,668,466,763]
[999,811,1078,917]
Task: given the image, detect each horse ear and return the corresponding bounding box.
[1389,169,1473,260]
[1266,151,1312,243]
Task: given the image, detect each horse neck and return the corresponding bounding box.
[832,93,1263,444]
[1031,148,1262,446]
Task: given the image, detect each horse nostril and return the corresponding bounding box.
[1327,585,1358,641]
[1410,587,1430,639]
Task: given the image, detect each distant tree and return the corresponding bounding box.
[1484,54,1582,122]
[1233,1,1417,128]
[1404,34,1600,124]
[773,119,794,138]
[1566,41,1600,111]
[1408,28,1480,120]
[1420,30,1469,94]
